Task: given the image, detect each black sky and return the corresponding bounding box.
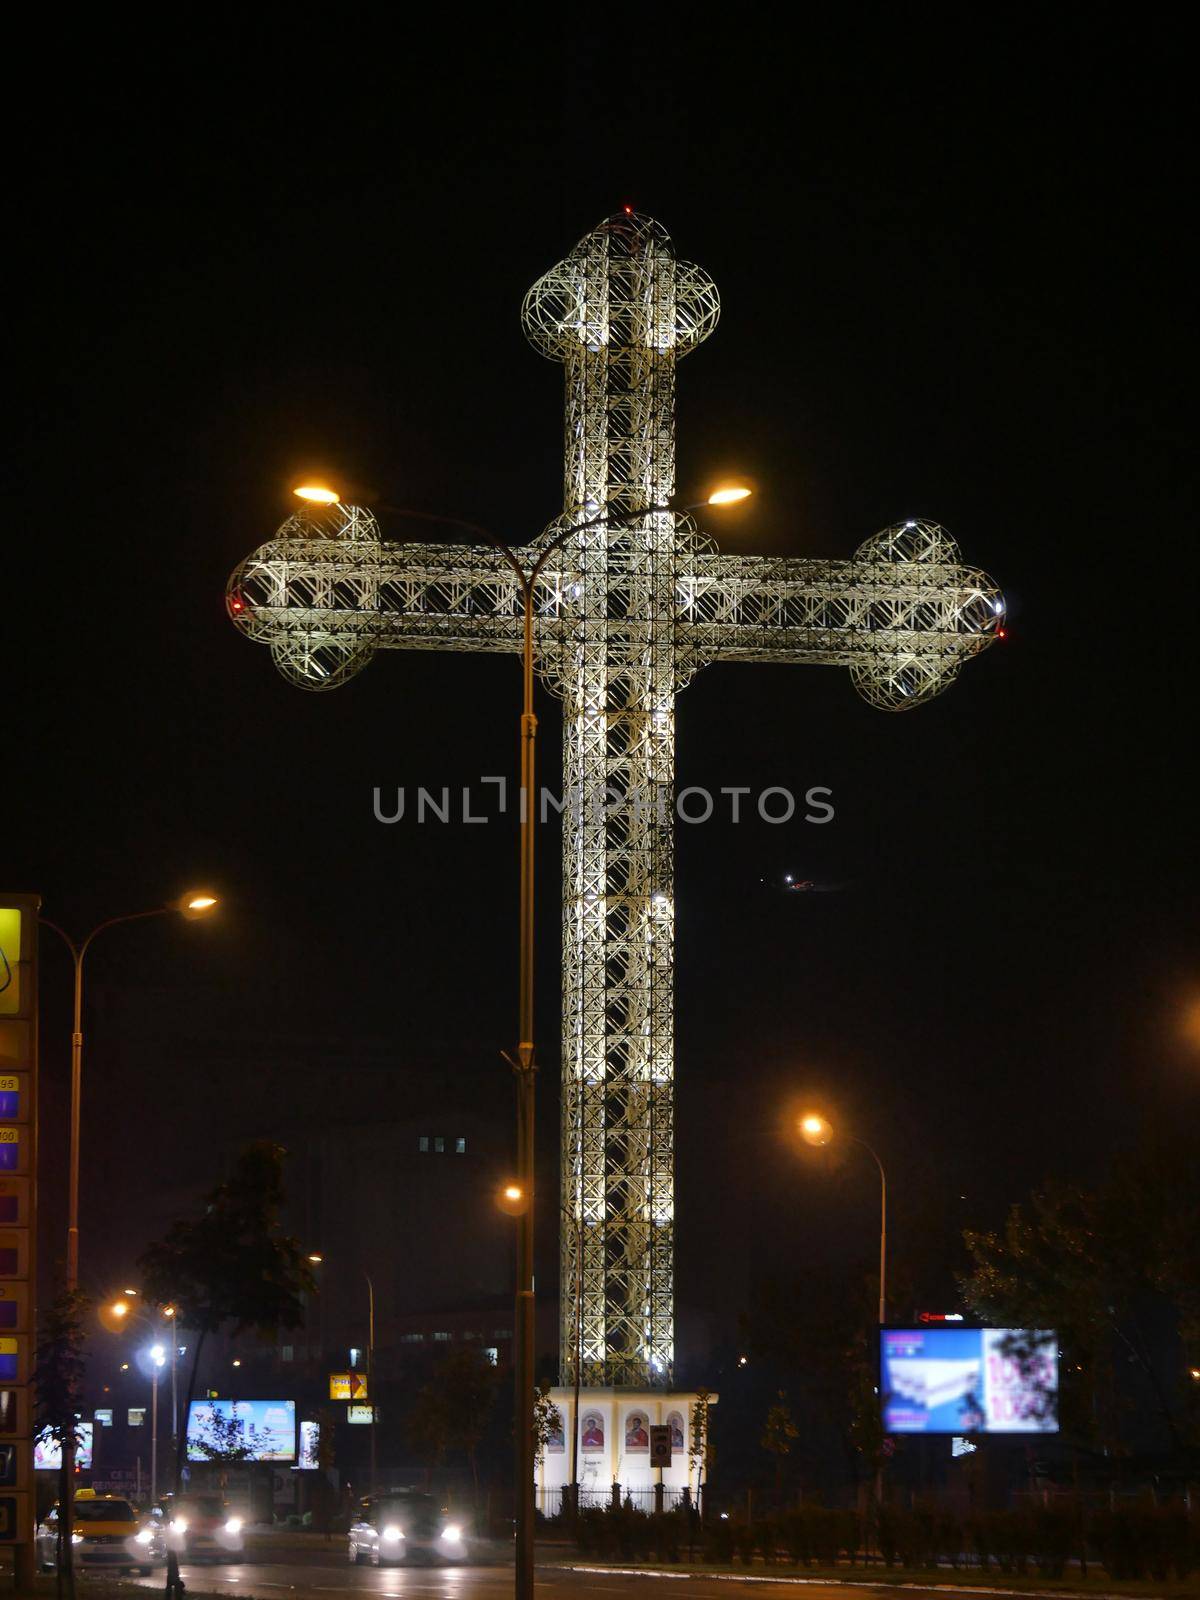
[9,24,1197,1318]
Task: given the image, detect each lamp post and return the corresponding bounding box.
[104,1296,179,1502]
[799,1114,887,1324]
[299,481,750,1600]
[149,1344,166,1503]
[39,891,218,1290]
[306,1254,377,1496]
[799,1113,888,1527]
[365,1271,376,1496]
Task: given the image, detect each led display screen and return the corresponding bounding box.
[186,1398,296,1461]
[34,1424,94,1470]
[881,1327,1058,1434]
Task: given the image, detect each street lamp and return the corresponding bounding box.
[102,1295,181,1496]
[499,1184,585,1516]
[305,1254,377,1494]
[147,1344,166,1503]
[39,891,219,1290]
[299,480,751,1600]
[798,1112,888,1326]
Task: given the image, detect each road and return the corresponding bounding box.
[119,1542,986,1599]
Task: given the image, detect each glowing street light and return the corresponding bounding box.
[707,483,753,506]
[799,1112,832,1146]
[293,484,340,505]
[498,1182,528,1215]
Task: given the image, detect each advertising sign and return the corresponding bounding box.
[298,1420,320,1469]
[186,1399,296,1461]
[34,1424,94,1471]
[881,1327,1058,1434]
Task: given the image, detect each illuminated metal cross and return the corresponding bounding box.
[227,211,1004,1390]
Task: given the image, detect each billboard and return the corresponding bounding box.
[34,1424,93,1471]
[186,1399,296,1462]
[881,1328,1057,1434]
[298,1421,319,1469]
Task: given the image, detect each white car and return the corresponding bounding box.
[348,1492,466,1565]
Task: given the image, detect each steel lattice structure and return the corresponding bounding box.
[227,212,1004,1390]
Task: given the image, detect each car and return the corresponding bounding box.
[163,1493,246,1561]
[347,1491,466,1566]
[36,1492,166,1574]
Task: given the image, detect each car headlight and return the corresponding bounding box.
[135,1530,154,1546]
[171,1518,188,1533]
[71,1533,85,1544]
[380,1525,404,1542]
[224,1518,243,1534]
[441,1524,462,1542]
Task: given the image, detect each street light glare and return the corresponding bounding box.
[294,484,340,505]
[707,484,752,506]
[307,1253,324,1263]
[110,1301,129,1318]
[186,895,218,912]
[800,1112,832,1146]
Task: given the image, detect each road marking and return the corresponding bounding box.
[558,1567,1135,1600]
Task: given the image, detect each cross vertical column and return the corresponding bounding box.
[539,214,688,1390]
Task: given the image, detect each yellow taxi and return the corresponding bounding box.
[36,1490,166,1573]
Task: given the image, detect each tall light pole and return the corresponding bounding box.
[306,1254,377,1496]
[39,891,218,1289]
[799,1114,887,1324]
[297,481,749,1600]
[104,1297,179,1499]
[148,1344,166,1503]
[799,1112,888,1526]
[365,1271,376,1496]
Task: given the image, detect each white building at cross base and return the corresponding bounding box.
[536,1388,716,1509]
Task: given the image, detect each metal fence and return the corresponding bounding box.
[536,1485,696,1518]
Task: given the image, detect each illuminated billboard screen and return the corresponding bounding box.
[881,1328,1057,1434]
[186,1399,296,1462]
[298,1420,320,1469]
[35,1424,94,1470]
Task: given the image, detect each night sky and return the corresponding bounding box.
[9,25,1196,1332]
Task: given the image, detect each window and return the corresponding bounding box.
[400,1333,425,1344]
[434,1136,445,1153]
[280,1345,293,1362]
[128,1408,146,1427]
[433,1331,451,1342]
[491,1329,512,1340]
[455,1137,466,1154]
[418,1136,429,1152]
[94,1409,113,1427]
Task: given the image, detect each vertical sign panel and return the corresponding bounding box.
[0,896,37,1562]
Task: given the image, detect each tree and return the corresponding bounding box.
[34,1285,87,1600]
[186,1403,270,1462]
[742,1267,885,1490]
[408,1346,499,1507]
[960,1132,1200,1467]
[689,1389,712,1501]
[532,1380,561,1468]
[140,1142,315,1597]
[761,1390,799,1493]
